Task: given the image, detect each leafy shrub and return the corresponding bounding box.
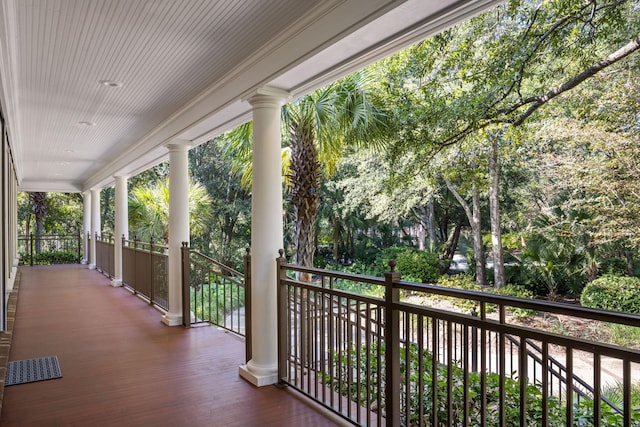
[374,246,412,275]
[581,275,640,314]
[394,248,440,283]
[325,341,640,426]
[22,250,79,265]
[599,257,628,276]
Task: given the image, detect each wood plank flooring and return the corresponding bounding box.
[1,265,343,426]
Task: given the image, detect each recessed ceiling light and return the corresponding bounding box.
[99,80,122,88]
[64,149,75,153]
[78,121,95,126]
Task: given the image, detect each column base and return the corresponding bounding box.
[110,279,123,287]
[161,312,183,327]
[81,259,89,265]
[239,361,278,387]
[89,264,96,270]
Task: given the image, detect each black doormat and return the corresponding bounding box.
[5,356,62,386]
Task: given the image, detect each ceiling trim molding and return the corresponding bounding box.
[19,180,82,193]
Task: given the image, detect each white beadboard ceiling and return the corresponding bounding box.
[0,0,503,193]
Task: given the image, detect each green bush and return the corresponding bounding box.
[326,341,640,426]
[581,275,640,314]
[394,248,440,284]
[20,250,79,265]
[599,257,628,276]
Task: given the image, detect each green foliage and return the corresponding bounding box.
[599,257,629,276]
[326,341,640,426]
[521,213,589,298]
[604,323,640,349]
[435,275,536,319]
[18,192,83,236]
[395,248,440,284]
[20,250,79,265]
[581,275,640,314]
[190,278,245,324]
[128,177,212,244]
[189,139,251,270]
[489,284,538,319]
[435,274,481,313]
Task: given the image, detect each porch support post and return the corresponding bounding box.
[81,190,91,264]
[112,175,128,287]
[162,139,191,327]
[89,188,101,270]
[239,87,289,387]
[11,172,18,271]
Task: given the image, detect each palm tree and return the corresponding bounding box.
[224,70,389,268]
[28,192,47,252]
[128,178,212,244]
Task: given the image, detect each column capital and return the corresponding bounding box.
[245,86,291,107]
[164,139,192,152]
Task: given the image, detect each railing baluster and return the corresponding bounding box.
[566,348,573,427]
[623,359,631,427]
[542,342,549,427]
[594,353,601,427]
[519,337,527,426]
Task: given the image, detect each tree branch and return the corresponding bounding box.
[509,36,640,125]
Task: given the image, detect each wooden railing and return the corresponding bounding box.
[121,237,169,311]
[18,233,82,266]
[277,255,640,427]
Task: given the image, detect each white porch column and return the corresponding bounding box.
[81,191,91,264]
[89,188,101,269]
[11,173,18,270]
[112,175,128,287]
[239,87,289,387]
[162,140,191,327]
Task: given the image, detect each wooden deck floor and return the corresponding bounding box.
[1,264,343,426]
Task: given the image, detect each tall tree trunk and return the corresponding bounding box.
[471,184,486,287]
[625,249,634,276]
[416,222,425,250]
[488,133,506,288]
[220,213,237,267]
[290,118,320,281]
[445,179,486,286]
[441,219,462,274]
[30,192,47,253]
[426,194,437,251]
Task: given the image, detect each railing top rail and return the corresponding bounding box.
[189,250,243,278]
[398,280,640,328]
[278,261,386,287]
[280,276,384,304]
[123,239,168,252]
